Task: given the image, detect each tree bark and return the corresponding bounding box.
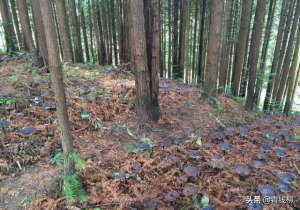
[197,0,206,84]
[219,0,232,92]
[0,0,17,52]
[172,0,180,78]
[110,0,118,65]
[245,0,266,111]
[128,0,152,123]
[177,0,189,79]
[204,0,224,95]
[54,0,73,62]
[254,0,276,105]
[144,0,161,121]
[275,0,300,105]
[9,0,22,50]
[80,3,90,62]
[69,0,84,62]
[39,0,74,175]
[31,0,48,65]
[16,0,35,52]
[284,25,300,114]
[263,0,288,110]
[231,0,252,96]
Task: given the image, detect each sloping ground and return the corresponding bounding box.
[0,57,299,210]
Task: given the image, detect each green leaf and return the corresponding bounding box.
[126,145,140,154]
[49,152,64,165]
[32,69,41,81]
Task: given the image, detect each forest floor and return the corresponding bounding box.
[0,55,299,210]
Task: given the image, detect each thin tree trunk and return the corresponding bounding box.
[254,0,276,104]
[9,0,22,50]
[88,0,95,63]
[191,0,199,81]
[204,0,224,95]
[40,0,74,175]
[16,0,35,53]
[172,0,179,78]
[284,25,300,113]
[178,0,188,79]
[69,0,84,62]
[54,0,73,62]
[0,0,17,52]
[110,0,118,65]
[81,3,90,62]
[231,0,252,96]
[275,0,300,105]
[271,0,296,103]
[219,0,232,92]
[31,0,48,65]
[197,0,206,84]
[245,0,266,111]
[263,0,288,110]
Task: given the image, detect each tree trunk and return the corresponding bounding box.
[204,0,224,95]
[0,0,17,52]
[54,0,73,63]
[245,0,266,111]
[254,0,276,105]
[197,0,206,84]
[172,0,180,78]
[263,0,288,110]
[110,0,118,65]
[231,0,252,96]
[16,0,35,52]
[144,0,161,121]
[9,0,22,50]
[128,0,152,123]
[69,0,84,62]
[39,0,74,175]
[81,3,90,62]
[191,0,199,81]
[271,0,296,104]
[275,0,300,105]
[219,0,232,92]
[284,25,300,114]
[31,0,48,65]
[88,0,95,63]
[177,0,188,79]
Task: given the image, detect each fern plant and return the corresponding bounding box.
[50,152,87,204]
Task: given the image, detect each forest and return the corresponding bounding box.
[0,0,299,209]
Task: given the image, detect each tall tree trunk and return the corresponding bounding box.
[16,0,35,52]
[204,0,224,95]
[144,0,161,121]
[178,0,188,79]
[0,0,17,52]
[128,0,151,123]
[263,0,288,110]
[54,0,73,62]
[92,0,102,64]
[271,0,296,104]
[9,0,22,50]
[254,0,276,104]
[284,25,300,114]
[69,0,84,62]
[96,1,107,64]
[31,0,48,65]
[88,0,95,63]
[191,0,199,81]
[110,0,118,65]
[80,3,90,62]
[219,0,232,92]
[231,0,252,96]
[172,0,180,78]
[197,0,206,84]
[245,0,266,111]
[168,0,172,78]
[40,0,74,175]
[275,0,300,105]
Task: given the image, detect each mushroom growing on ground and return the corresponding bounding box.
[19,127,37,138]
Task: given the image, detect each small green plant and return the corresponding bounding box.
[0,97,17,106]
[63,174,87,204]
[202,90,223,116]
[192,194,210,208]
[50,152,87,204]
[31,68,41,81]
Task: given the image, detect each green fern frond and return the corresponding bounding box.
[63,174,87,204]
